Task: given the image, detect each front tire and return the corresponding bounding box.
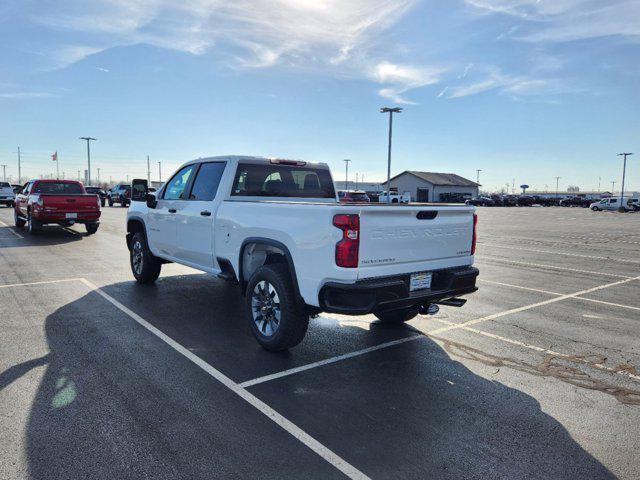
[374,307,419,324]
[108,198,114,207]
[130,232,161,284]
[14,209,26,228]
[591,206,599,211]
[245,263,309,351]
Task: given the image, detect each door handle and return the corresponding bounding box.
[200,210,211,216]
[168,208,177,213]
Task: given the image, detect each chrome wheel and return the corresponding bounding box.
[251,280,281,337]
[132,240,144,275]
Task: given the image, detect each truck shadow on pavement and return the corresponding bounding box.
[0,224,86,247]
[22,277,616,479]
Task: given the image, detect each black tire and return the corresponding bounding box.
[374,307,419,325]
[85,223,99,235]
[14,209,25,228]
[245,263,309,351]
[392,198,399,203]
[108,198,114,207]
[100,199,105,207]
[130,232,161,284]
[27,213,41,235]
[121,200,128,208]
[591,206,599,211]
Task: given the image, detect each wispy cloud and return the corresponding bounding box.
[0,92,58,99]
[372,61,444,104]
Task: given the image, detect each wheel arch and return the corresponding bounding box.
[238,237,301,300]
[126,216,147,250]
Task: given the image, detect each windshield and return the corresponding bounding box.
[33,182,84,194]
[231,163,335,198]
[350,192,368,201]
[0,182,10,188]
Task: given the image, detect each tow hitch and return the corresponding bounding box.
[419,304,440,315]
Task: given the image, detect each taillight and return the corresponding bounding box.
[471,213,478,255]
[333,214,359,268]
[96,196,101,209]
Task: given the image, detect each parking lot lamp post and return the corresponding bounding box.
[158,162,162,182]
[79,137,96,185]
[380,107,402,203]
[343,159,351,191]
[555,176,561,201]
[1,164,6,181]
[476,169,482,185]
[617,153,633,207]
[611,181,616,194]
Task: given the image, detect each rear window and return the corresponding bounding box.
[0,182,10,187]
[231,163,335,198]
[33,182,84,194]
[350,192,368,201]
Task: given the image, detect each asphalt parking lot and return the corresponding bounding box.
[1,205,639,479]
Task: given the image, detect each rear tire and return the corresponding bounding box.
[591,206,599,211]
[108,198,114,207]
[100,199,105,207]
[14,209,25,228]
[85,223,99,235]
[374,307,419,324]
[130,232,161,284]
[245,263,309,351]
[27,213,41,235]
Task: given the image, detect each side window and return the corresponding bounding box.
[23,182,32,194]
[189,162,226,201]
[611,199,617,204]
[163,165,195,200]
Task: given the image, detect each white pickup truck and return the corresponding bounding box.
[127,156,478,350]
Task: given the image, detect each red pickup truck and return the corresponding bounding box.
[14,180,101,234]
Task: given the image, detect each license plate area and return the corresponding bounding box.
[410,272,432,292]
[65,213,77,219]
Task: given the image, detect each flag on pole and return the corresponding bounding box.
[52,151,58,161]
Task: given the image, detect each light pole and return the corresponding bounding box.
[343,159,351,191]
[17,147,21,184]
[97,167,100,184]
[147,155,151,184]
[598,176,601,192]
[79,137,96,185]
[1,164,6,182]
[617,153,633,207]
[380,106,402,203]
[476,169,482,185]
[611,180,616,194]
[158,161,162,182]
[555,176,561,201]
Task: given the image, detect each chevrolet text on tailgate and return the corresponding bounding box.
[127,156,478,350]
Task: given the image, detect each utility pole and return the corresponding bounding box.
[380,106,402,203]
[598,176,601,192]
[1,164,6,182]
[17,147,21,184]
[476,169,482,185]
[126,174,129,183]
[343,159,351,191]
[555,176,561,201]
[147,155,151,184]
[611,180,616,194]
[97,167,100,184]
[79,137,97,185]
[617,153,633,207]
[512,178,515,194]
[158,161,162,182]
[77,170,81,181]
[355,173,358,190]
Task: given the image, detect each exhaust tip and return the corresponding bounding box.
[419,304,440,315]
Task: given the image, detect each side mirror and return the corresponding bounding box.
[131,178,148,202]
[146,193,157,209]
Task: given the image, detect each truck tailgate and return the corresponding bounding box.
[40,194,99,212]
[358,205,474,271]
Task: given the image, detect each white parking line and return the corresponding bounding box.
[0,277,83,289]
[0,219,23,238]
[429,275,640,335]
[480,279,640,312]
[78,278,370,480]
[477,255,634,279]
[427,318,640,383]
[240,335,424,388]
[480,243,640,264]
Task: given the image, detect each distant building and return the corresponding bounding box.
[333,181,385,192]
[386,171,479,202]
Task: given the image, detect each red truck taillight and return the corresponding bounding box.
[333,214,359,268]
[471,213,478,255]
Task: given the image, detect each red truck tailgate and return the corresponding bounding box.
[40,194,100,213]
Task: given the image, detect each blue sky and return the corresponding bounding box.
[0,0,639,192]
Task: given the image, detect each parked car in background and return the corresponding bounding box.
[516,195,536,207]
[85,186,107,207]
[590,197,631,212]
[0,182,14,207]
[11,184,22,194]
[13,179,101,234]
[378,190,411,203]
[559,197,591,208]
[337,190,370,203]
[465,196,495,207]
[626,198,639,211]
[107,183,131,207]
[126,156,478,350]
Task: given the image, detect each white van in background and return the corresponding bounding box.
[590,197,633,211]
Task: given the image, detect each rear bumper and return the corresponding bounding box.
[319,266,479,315]
[32,211,101,224]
